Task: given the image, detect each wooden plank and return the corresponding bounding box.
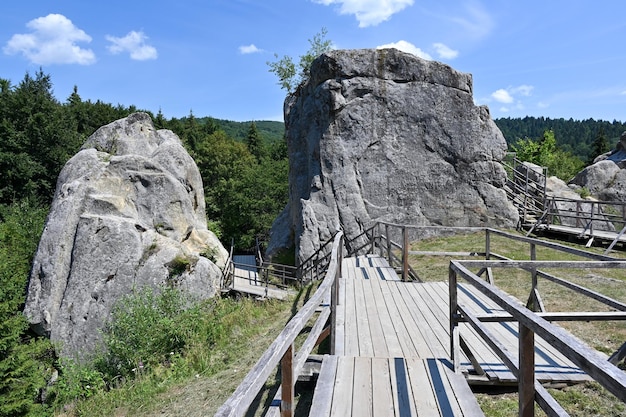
[384,281,430,358]
[427,358,464,416]
[344,277,359,356]
[353,278,374,356]
[309,355,338,417]
[352,357,373,417]
[435,359,486,417]
[399,282,449,357]
[369,274,404,357]
[361,278,389,357]
[376,279,420,358]
[389,357,417,417]
[371,357,395,417]
[405,357,439,417]
[333,278,346,356]
[330,356,354,417]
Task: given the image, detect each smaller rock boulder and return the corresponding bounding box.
[570,131,626,202]
[24,113,228,360]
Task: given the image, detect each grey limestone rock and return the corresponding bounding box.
[268,48,518,263]
[570,132,626,202]
[24,112,228,360]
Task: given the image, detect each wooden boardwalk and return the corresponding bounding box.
[228,255,291,300]
[310,254,591,416]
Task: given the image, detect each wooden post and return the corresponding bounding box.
[518,323,535,417]
[449,268,460,372]
[281,344,294,417]
[485,229,494,285]
[377,222,383,257]
[402,226,409,281]
[386,223,392,267]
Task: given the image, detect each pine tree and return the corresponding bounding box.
[588,128,610,164]
[245,121,264,162]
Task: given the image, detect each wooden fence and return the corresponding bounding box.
[214,231,344,417]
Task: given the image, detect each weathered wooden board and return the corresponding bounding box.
[309,356,485,416]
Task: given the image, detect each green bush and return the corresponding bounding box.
[96,286,204,378]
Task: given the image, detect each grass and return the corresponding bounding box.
[407,229,626,416]
[54,292,301,417]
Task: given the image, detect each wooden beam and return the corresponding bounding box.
[280,344,294,417]
[518,324,535,417]
[451,260,626,403]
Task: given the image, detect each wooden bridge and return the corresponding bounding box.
[215,224,626,417]
[504,154,626,252]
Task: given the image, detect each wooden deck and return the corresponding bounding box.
[535,223,626,247]
[228,255,291,300]
[310,254,593,416]
[334,255,591,385]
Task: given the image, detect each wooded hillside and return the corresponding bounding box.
[495,116,626,160]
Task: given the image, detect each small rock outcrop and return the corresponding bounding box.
[570,132,626,202]
[268,48,518,263]
[24,113,228,359]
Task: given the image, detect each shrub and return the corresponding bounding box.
[94,286,218,380]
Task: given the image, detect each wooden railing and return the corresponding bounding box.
[502,154,548,222]
[447,229,626,417]
[298,230,340,283]
[543,196,626,236]
[214,231,344,417]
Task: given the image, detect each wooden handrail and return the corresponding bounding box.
[450,259,626,416]
[214,231,344,417]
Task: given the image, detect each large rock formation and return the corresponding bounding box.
[570,131,626,202]
[24,113,228,359]
[269,48,518,263]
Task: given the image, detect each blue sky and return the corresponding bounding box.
[2,1,625,122]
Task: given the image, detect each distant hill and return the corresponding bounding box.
[195,116,626,162]
[198,117,285,144]
[494,116,626,160]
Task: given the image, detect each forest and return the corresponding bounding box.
[0,69,624,416]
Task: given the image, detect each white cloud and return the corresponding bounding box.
[3,14,95,65]
[106,31,157,61]
[450,2,494,40]
[621,90,626,96]
[511,84,534,96]
[491,84,534,106]
[239,44,263,54]
[313,0,414,27]
[377,40,431,60]
[491,89,514,104]
[432,43,458,59]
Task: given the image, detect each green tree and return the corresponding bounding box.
[512,129,584,181]
[245,121,264,162]
[0,70,85,205]
[267,28,333,93]
[0,200,55,417]
[587,128,611,164]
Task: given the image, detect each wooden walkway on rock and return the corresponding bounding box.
[309,254,591,417]
[227,255,291,300]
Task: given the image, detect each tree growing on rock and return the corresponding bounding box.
[267,28,333,93]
